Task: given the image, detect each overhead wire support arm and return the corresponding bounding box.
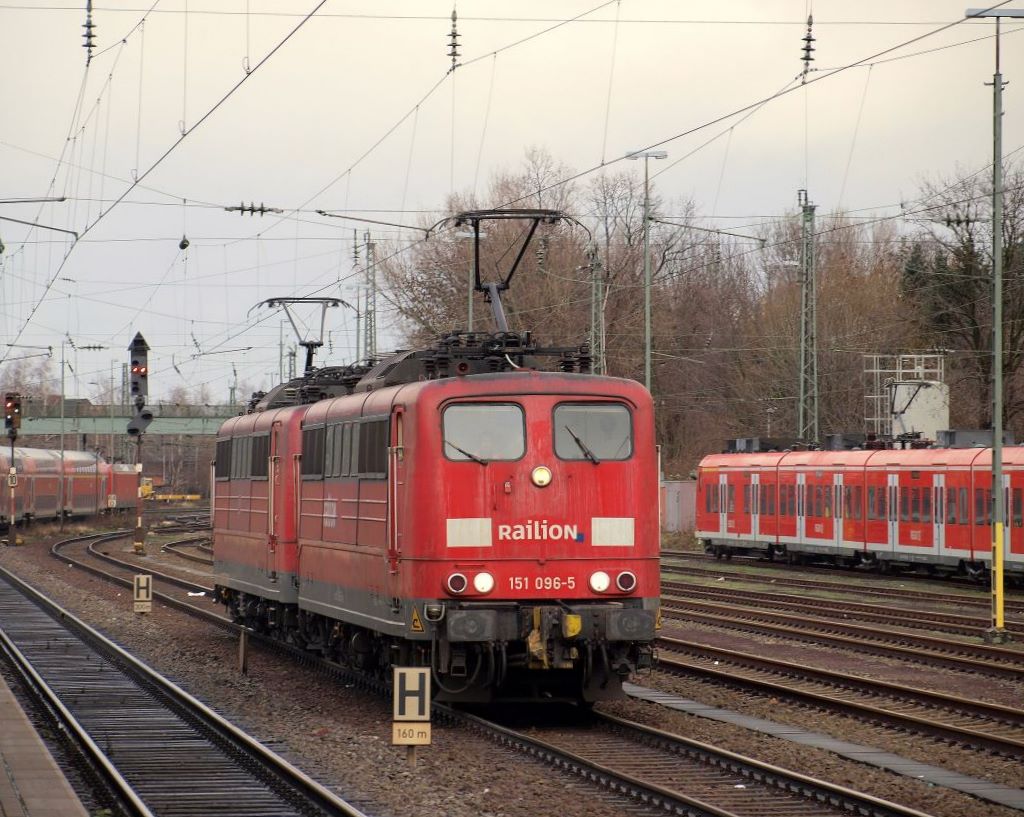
[315,210,432,236]
[0,215,78,239]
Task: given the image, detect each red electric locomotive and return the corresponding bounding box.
[212,209,659,702]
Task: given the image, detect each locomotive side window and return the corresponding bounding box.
[250,434,270,479]
[231,437,252,479]
[358,418,389,478]
[215,439,231,480]
[443,404,525,462]
[553,404,632,461]
[301,426,326,478]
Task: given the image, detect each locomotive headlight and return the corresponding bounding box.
[616,571,637,593]
[531,465,552,487]
[589,571,611,593]
[472,572,495,594]
[446,573,468,594]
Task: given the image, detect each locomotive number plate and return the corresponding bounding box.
[509,576,576,591]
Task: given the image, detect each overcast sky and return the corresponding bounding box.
[1,1,1021,404]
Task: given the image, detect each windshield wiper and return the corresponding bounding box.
[564,425,600,464]
[444,439,488,466]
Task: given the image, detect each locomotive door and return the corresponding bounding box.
[386,408,406,584]
[887,473,899,551]
[933,473,945,554]
[267,422,280,578]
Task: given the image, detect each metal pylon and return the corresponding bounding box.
[797,189,818,443]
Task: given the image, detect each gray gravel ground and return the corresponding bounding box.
[3,525,1021,817]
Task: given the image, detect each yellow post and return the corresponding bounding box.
[993,521,1006,631]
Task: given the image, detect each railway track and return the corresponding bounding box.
[661,551,1024,614]
[657,636,1024,757]
[661,598,1024,680]
[457,708,933,817]
[45,530,940,817]
[0,556,367,817]
[161,535,214,565]
[662,579,1024,638]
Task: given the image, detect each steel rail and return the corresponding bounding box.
[0,557,370,817]
[0,628,156,817]
[662,581,1024,637]
[660,551,1024,612]
[657,637,1024,756]
[660,600,1024,680]
[451,707,935,817]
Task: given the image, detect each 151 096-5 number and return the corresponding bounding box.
[509,576,576,591]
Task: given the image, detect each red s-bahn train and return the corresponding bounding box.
[695,447,1024,578]
[212,332,660,702]
[0,446,141,528]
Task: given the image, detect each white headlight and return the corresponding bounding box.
[589,571,611,593]
[473,572,495,593]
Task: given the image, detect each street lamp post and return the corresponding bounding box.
[626,149,668,391]
[965,7,1024,644]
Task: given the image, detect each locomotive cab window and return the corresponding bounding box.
[443,403,525,462]
[553,403,632,461]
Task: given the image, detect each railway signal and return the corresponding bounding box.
[4,392,20,437]
[127,333,152,554]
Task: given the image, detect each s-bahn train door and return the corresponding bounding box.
[887,472,899,552]
[933,472,945,555]
[796,472,806,541]
[750,473,760,540]
[832,473,844,549]
[718,473,728,536]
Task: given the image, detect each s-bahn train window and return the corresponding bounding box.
[867,487,876,520]
[911,488,921,523]
[727,484,735,513]
[787,485,795,517]
[553,403,632,461]
[900,488,910,522]
[443,403,525,461]
[959,487,969,524]
[947,488,958,524]
[1014,488,1023,527]
[215,439,231,480]
[922,488,932,523]
[743,485,750,515]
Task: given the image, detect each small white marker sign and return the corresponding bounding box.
[392,667,431,752]
[133,574,152,613]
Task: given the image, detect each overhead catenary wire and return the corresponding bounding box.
[0,0,330,366]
